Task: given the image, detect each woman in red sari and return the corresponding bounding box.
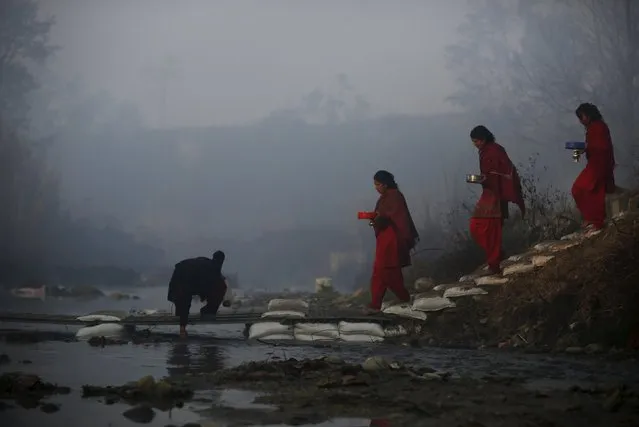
[571,103,616,231]
[365,170,419,314]
[469,126,525,274]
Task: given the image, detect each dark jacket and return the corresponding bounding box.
[167,257,225,303]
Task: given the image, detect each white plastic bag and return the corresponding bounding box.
[338,321,385,338]
[267,298,309,312]
[340,334,385,343]
[383,325,409,337]
[260,310,307,319]
[443,286,488,298]
[76,314,121,322]
[293,323,340,339]
[248,322,293,340]
[412,296,456,312]
[76,323,125,340]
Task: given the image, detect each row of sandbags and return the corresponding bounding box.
[247,320,407,342]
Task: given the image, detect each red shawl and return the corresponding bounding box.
[374,189,419,267]
[473,142,525,219]
[583,120,616,193]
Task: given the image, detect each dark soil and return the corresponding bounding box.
[184,356,639,426]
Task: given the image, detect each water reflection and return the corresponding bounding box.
[166,342,225,378]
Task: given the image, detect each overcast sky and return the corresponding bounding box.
[40,0,467,127]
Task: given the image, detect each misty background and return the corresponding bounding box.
[2,0,637,291]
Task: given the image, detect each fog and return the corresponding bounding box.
[2,0,637,290]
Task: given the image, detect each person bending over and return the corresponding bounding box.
[167,250,230,338]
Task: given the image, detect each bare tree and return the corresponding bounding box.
[447,0,639,182]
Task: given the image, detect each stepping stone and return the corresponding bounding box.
[443,286,488,299]
[560,232,582,241]
[502,263,535,276]
[475,276,509,286]
[532,255,554,267]
[458,274,478,283]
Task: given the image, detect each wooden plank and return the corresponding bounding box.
[0,312,417,327]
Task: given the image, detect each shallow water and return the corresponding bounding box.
[1,286,639,426]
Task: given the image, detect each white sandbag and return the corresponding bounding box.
[532,255,554,267]
[443,286,488,298]
[76,323,125,340]
[258,334,295,341]
[412,296,456,312]
[267,298,309,312]
[475,276,509,286]
[260,310,307,319]
[502,263,535,276]
[338,321,385,338]
[248,322,293,340]
[76,314,121,322]
[506,254,526,262]
[382,303,428,320]
[340,334,385,343]
[458,274,477,283]
[294,332,338,342]
[293,323,340,339]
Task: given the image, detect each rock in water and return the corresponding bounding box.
[361,356,390,371]
[123,404,156,424]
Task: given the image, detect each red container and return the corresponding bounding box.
[357,211,376,220]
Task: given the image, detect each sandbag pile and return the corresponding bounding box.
[247,320,389,343]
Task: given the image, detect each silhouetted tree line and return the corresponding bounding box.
[0,0,164,286]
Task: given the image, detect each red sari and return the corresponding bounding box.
[369,189,419,310]
[470,142,524,272]
[571,120,616,229]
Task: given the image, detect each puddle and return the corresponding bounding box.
[0,393,202,427]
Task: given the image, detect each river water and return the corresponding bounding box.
[1,286,638,426]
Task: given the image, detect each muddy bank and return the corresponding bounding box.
[193,356,639,426]
[81,356,639,426]
[0,372,69,412]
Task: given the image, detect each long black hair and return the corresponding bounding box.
[575,103,603,121]
[373,170,398,189]
[470,125,495,143]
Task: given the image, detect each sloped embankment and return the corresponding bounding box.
[419,210,639,351]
